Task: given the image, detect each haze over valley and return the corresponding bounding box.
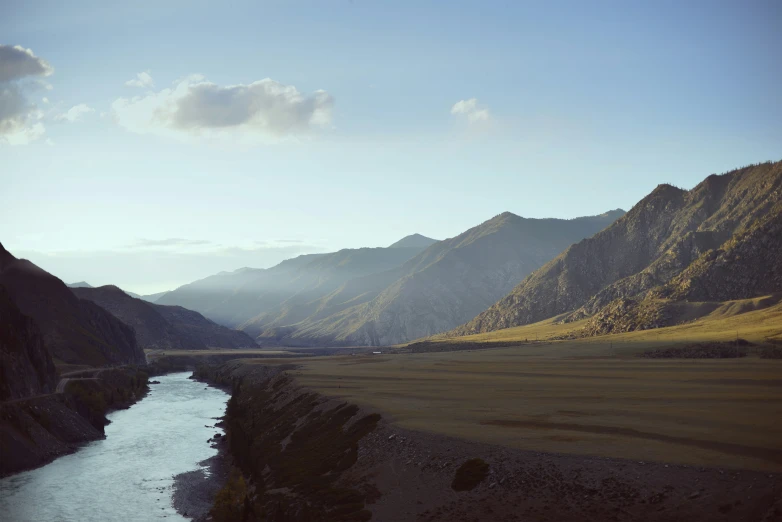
[2,2,781,521]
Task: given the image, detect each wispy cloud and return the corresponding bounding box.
[56,103,95,122]
[129,237,213,248]
[451,98,491,124]
[111,74,334,144]
[125,70,154,88]
[16,242,325,294]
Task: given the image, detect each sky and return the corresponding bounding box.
[1,0,780,294]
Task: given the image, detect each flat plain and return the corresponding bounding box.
[262,298,782,472]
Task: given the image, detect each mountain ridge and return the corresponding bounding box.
[72,285,258,350]
[449,161,782,338]
[255,209,626,346]
[0,243,146,367]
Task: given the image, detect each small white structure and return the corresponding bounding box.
[372,351,382,354]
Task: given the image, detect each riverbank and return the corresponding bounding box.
[0,366,149,476]
[172,439,231,521]
[193,359,782,522]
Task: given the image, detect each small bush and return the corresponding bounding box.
[452,458,490,492]
[210,468,248,521]
[759,345,782,359]
[640,341,751,359]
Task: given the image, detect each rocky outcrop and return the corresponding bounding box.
[652,200,782,303]
[451,161,782,337]
[0,243,146,367]
[194,361,380,521]
[73,285,257,350]
[581,200,782,337]
[0,285,57,401]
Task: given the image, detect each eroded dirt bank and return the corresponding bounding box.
[0,366,150,476]
[194,360,782,522]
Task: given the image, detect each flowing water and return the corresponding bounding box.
[0,372,229,522]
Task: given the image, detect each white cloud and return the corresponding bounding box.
[125,70,154,88]
[0,44,54,145]
[42,97,49,104]
[451,98,491,124]
[111,75,334,144]
[56,103,95,122]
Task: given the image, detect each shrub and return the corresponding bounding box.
[452,458,490,491]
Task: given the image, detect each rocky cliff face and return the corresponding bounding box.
[0,285,57,401]
[72,285,257,350]
[0,367,149,476]
[451,161,782,337]
[0,243,146,366]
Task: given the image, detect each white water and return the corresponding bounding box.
[0,372,229,522]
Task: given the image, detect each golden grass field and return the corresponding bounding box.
[247,298,782,472]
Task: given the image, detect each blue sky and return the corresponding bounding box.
[1,0,780,293]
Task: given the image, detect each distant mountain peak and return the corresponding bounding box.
[388,234,438,249]
[599,209,626,218]
[67,281,94,288]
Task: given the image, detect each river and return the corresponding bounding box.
[0,372,229,522]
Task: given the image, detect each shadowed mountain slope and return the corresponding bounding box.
[258,209,625,346]
[157,240,431,328]
[0,243,145,367]
[0,284,57,401]
[72,285,257,350]
[451,161,782,337]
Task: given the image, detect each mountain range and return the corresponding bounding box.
[156,237,439,329]
[450,161,782,338]
[66,282,167,303]
[160,212,625,345]
[72,285,258,350]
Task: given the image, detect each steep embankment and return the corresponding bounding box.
[0,243,146,366]
[262,210,625,346]
[0,367,149,476]
[452,161,782,337]
[192,361,782,522]
[0,285,57,400]
[73,285,257,350]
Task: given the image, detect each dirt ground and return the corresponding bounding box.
[345,422,782,522]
